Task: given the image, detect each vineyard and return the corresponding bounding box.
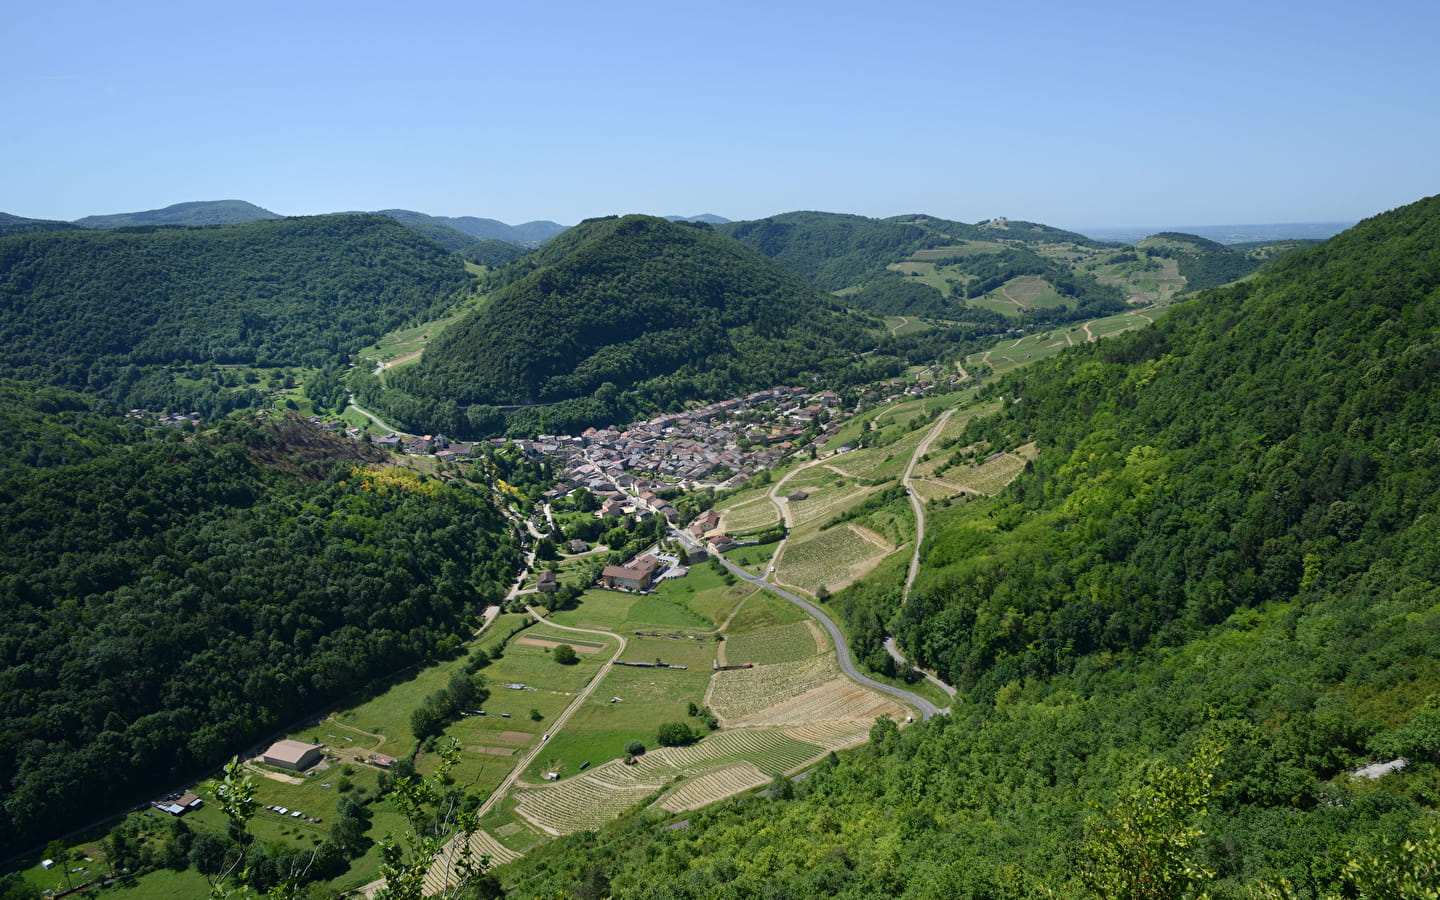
[708,653,838,718]
[510,728,827,834]
[721,621,820,666]
[656,762,771,812]
[653,727,822,774]
[512,770,667,835]
[718,496,781,533]
[734,678,906,728]
[775,525,889,594]
[781,718,877,748]
[786,483,877,528]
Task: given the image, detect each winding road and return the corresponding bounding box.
[346,392,406,435]
[705,543,944,720]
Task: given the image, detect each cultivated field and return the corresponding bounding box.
[707,653,839,719]
[722,621,822,666]
[775,525,893,595]
[733,678,906,728]
[911,442,1039,501]
[968,309,1160,374]
[656,762,772,812]
[718,495,781,533]
[785,482,880,527]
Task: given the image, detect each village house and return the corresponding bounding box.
[600,555,663,592]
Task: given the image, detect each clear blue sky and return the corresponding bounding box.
[5,0,1436,229]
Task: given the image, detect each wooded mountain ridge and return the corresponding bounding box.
[362,214,891,437]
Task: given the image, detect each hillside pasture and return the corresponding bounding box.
[525,640,712,780]
[884,315,934,336]
[722,590,810,633]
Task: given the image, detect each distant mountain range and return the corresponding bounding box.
[73,200,284,229]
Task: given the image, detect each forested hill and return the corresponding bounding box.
[367,215,888,437]
[715,211,936,290]
[73,199,282,228]
[0,385,526,855]
[1134,231,1275,291]
[0,212,86,238]
[501,197,1440,897]
[0,215,471,406]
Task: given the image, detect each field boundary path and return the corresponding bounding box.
[902,408,953,601]
[422,609,627,896]
[895,410,961,700]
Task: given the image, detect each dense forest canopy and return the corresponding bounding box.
[367,214,887,437]
[497,195,1440,897]
[0,387,526,855]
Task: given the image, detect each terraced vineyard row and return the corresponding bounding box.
[657,762,771,813]
[709,653,838,718]
[782,718,875,748]
[424,828,523,896]
[657,727,822,774]
[512,773,665,835]
[721,621,819,666]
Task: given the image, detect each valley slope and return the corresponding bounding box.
[499,195,1440,897]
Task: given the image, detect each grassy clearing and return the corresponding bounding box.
[723,591,810,633]
[722,542,778,577]
[548,590,636,631]
[357,310,470,369]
